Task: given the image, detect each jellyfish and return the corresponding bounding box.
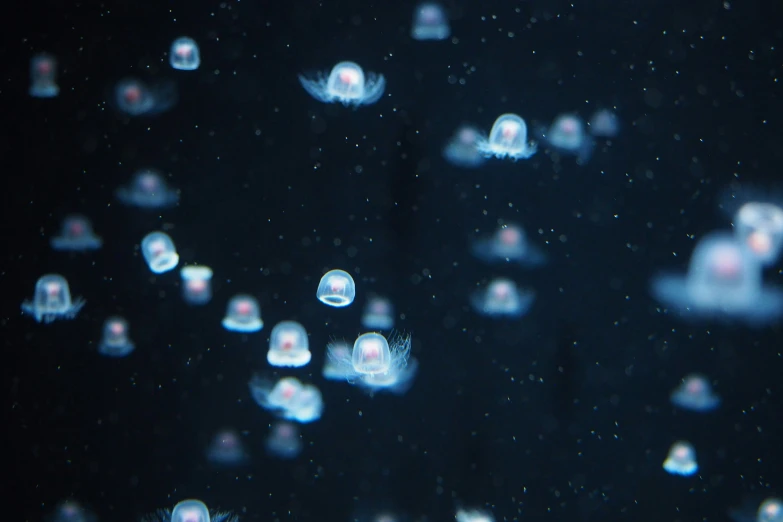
[669,374,720,412]
[248,376,323,423]
[540,113,594,165]
[142,499,238,522]
[322,340,354,380]
[50,214,103,251]
[732,202,783,266]
[112,77,178,117]
[206,429,249,466]
[411,2,450,41]
[316,269,356,307]
[21,274,85,323]
[299,61,385,107]
[471,278,535,318]
[662,440,698,476]
[455,508,495,522]
[29,53,59,98]
[266,321,311,367]
[98,316,135,357]
[327,332,412,385]
[357,357,419,396]
[266,421,302,459]
[116,169,179,209]
[476,113,537,160]
[222,294,264,332]
[471,223,546,266]
[588,108,620,137]
[442,125,487,168]
[361,296,395,330]
[180,265,214,305]
[169,37,200,71]
[47,500,96,522]
[756,498,783,522]
[141,231,180,274]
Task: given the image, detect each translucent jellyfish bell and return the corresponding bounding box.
[112,77,178,117]
[21,274,85,323]
[443,125,487,168]
[757,498,783,522]
[662,440,698,476]
[411,2,450,41]
[47,499,96,522]
[316,269,356,307]
[472,223,546,266]
[29,53,59,98]
[669,374,720,412]
[266,421,302,459]
[50,214,102,251]
[249,375,304,412]
[588,108,620,137]
[206,429,249,466]
[476,113,537,160]
[267,321,311,367]
[98,316,135,357]
[328,332,412,383]
[116,168,179,209]
[734,202,783,266]
[169,37,200,71]
[141,231,180,274]
[180,265,214,305]
[299,61,386,107]
[222,294,263,332]
[455,508,495,522]
[471,278,535,318]
[361,296,395,330]
[144,499,238,522]
[542,113,594,165]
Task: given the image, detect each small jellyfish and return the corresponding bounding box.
[248,376,322,423]
[98,316,135,357]
[266,421,303,459]
[21,274,85,324]
[358,357,419,396]
[299,61,385,107]
[541,113,594,165]
[222,294,263,332]
[650,231,783,324]
[411,2,450,41]
[476,113,537,161]
[50,214,102,251]
[733,202,783,266]
[181,265,214,305]
[47,499,96,522]
[141,231,180,274]
[442,125,487,168]
[670,374,720,412]
[471,223,546,266]
[316,269,356,307]
[169,37,200,71]
[267,321,311,367]
[29,53,59,98]
[471,278,535,318]
[143,499,238,522]
[327,332,412,384]
[286,384,324,423]
[455,508,495,522]
[757,498,783,522]
[206,429,249,466]
[588,108,620,137]
[116,168,179,209]
[112,77,178,117]
[662,440,698,476]
[322,340,354,380]
[362,296,395,330]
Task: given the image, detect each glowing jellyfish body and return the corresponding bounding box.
[361,296,395,330]
[181,265,213,305]
[50,215,102,251]
[476,113,537,160]
[588,109,620,137]
[48,500,96,522]
[144,499,239,522]
[650,231,783,324]
[670,374,720,412]
[169,37,200,70]
[98,316,135,357]
[455,508,495,522]
[206,429,248,466]
[141,231,180,274]
[248,376,323,423]
[471,278,535,318]
[21,274,85,324]
[734,202,783,266]
[472,224,546,266]
[327,332,412,386]
[543,113,594,165]
[267,321,311,367]
[316,269,356,307]
[222,294,263,332]
[266,421,303,459]
[662,440,698,476]
[29,53,59,98]
[358,357,419,396]
[411,2,450,40]
[757,498,783,522]
[299,61,385,107]
[113,77,177,117]
[116,169,179,209]
[443,125,487,168]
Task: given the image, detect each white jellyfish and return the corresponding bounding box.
[29,53,59,98]
[266,421,303,459]
[180,265,214,305]
[327,332,412,386]
[316,269,356,307]
[357,357,419,396]
[361,295,395,330]
[142,499,238,522]
[248,376,323,423]
[299,61,385,107]
[169,36,200,71]
[443,125,487,168]
[222,294,264,332]
[98,316,135,357]
[540,113,594,165]
[669,374,720,412]
[141,231,180,274]
[47,500,96,522]
[116,168,179,209]
[588,108,619,137]
[471,223,546,266]
[733,202,783,266]
[662,440,698,476]
[206,429,249,466]
[50,214,103,251]
[476,113,537,160]
[455,508,495,522]
[266,321,311,367]
[471,278,535,318]
[21,274,85,323]
[411,2,450,41]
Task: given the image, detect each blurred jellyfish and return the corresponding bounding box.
[142,499,238,522]
[732,202,783,266]
[669,374,720,412]
[650,231,783,324]
[222,294,264,332]
[169,37,200,70]
[662,440,698,476]
[357,357,419,396]
[141,231,179,274]
[266,421,302,459]
[21,274,85,323]
[730,497,783,522]
[112,77,178,117]
[206,429,249,466]
[116,169,179,209]
[248,376,323,423]
[322,340,354,380]
[299,61,385,107]
[181,265,214,305]
[362,295,395,330]
[29,53,59,98]
[588,108,619,137]
[98,316,135,357]
[50,214,102,251]
[476,113,537,160]
[455,508,495,522]
[442,125,487,168]
[327,332,412,386]
[411,2,450,41]
[540,113,594,165]
[316,269,356,307]
[471,223,546,266]
[471,278,535,318]
[47,499,96,522]
[267,321,311,367]
[286,384,324,423]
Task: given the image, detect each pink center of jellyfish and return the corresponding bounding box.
[361,340,381,361]
[139,174,159,191]
[124,85,142,104]
[176,45,192,57]
[491,282,512,300]
[685,378,705,394]
[37,61,52,74]
[559,117,578,135]
[187,279,207,292]
[150,240,166,256]
[339,68,359,86]
[179,509,200,522]
[46,282,61,296]
[280,333,296,350]
[747,230,772,254]
[282,385,296,399]
[330,276,347,292]
[501,122,518,140]
[110,322,124,335]
[235,301,252,315]
[69,221,85,235]
[499,227,521,245]
[709,247,742,279]
[674,446,689,459]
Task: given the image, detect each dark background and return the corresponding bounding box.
[4,0,783,520]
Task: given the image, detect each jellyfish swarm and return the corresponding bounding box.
[29,53,59,98]
[21,274,85,323]
[471,278,535,318]
[327,332,413,389]
[112,77,178,117]
[662,440,698,476]
[50,214,102,251]
[541,113,594,165]
[650,231,783,324]
[116,169,179,209]
[142,499,238,522]
[266,421,303,459]
[588,108,619,137]
[299,61,385,107]
[222,294,264,332]
[266,321,311,367]
[476,113,537,160]
[411,2,450,41]
[248,376,323,423]
[206,429,249,466]
[169,37,200,71]
[361,296,395,330]
[98,316,135,357]
[669,374,720,412]
[733,202,783,266]
[316,269,356,307]
[442,125,487,168]
[141,231,180,274]
[180,265,214,305]
[471,224,546,266]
